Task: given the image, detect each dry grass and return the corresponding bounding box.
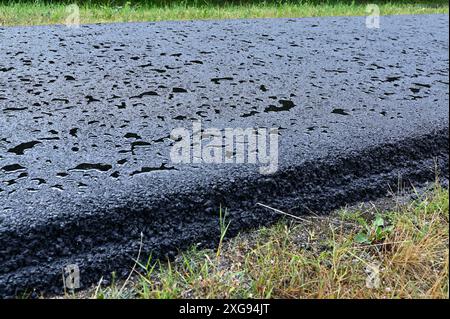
[92,183,449,299]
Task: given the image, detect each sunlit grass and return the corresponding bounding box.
[0,1,448,26]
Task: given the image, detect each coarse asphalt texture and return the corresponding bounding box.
[0,14,448,297]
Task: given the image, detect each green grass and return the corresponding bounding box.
[0,1,448,26]
[89,183,449,299]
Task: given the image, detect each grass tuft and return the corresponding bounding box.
[91,183,449,299]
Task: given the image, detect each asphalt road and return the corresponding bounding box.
[0,14,448,297]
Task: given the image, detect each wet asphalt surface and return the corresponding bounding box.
[0,14,448,297]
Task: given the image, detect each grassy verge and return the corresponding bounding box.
[90,183,449,299]
[0,1,448,27]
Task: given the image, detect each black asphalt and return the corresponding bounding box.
[0,14,448,297]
